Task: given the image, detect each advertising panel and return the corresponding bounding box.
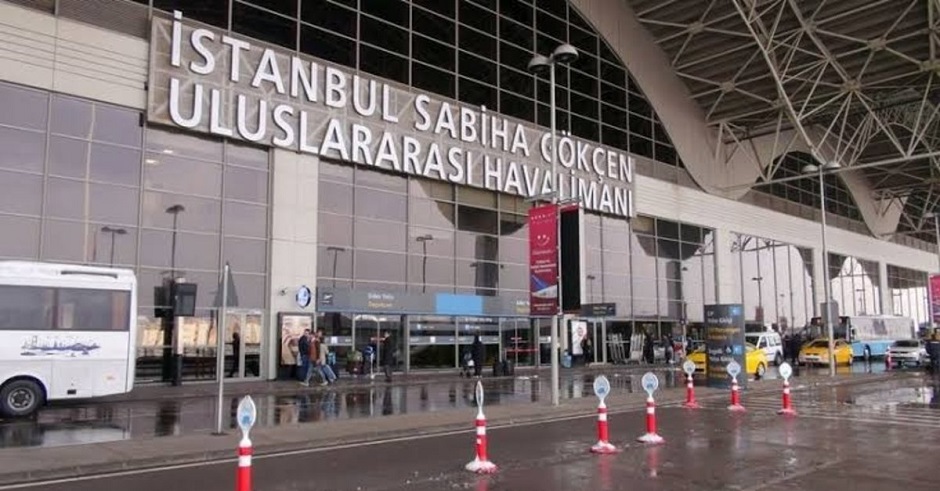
[931,274,940,326]
[704,304,746,389]
[528,204,559,316]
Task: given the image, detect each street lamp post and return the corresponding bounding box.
[326,246,346,288]
[751,276,764,322]
[586,274,596,302]
[802,162,840,377]
[528,43,579,407]
[416,235,433,293]
[100,226,127,267]
[165,204,186,279]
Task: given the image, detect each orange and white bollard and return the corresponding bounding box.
[236,435,252,491]
[683,373,699,409]
[728,378,746,412]
[636,395,665,444]
[466,382,497,474]
[590,400,618,453]
[778,378,796,415]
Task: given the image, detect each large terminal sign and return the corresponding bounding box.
[147,12,635,218]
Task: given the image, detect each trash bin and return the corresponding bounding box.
[562,351,572,368]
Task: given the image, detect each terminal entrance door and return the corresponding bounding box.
[224,309,263,379]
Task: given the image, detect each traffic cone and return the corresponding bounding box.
[683,373,699,409]
[777,378,796,415]
[590,400,618,454]
[727,379,745,412]
[465,407,497,474]
[636,395,665,444]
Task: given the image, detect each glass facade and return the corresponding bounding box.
[887,265,929,326]
[132,0,684,172]
[828,254,881,317]
[762,152,864,223]
[730,234,815,333]
[0,81,271,382]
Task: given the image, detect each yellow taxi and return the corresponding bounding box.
[798,338,853,366]
[687,343,768,378]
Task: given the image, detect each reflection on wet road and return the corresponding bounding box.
[0,360,921,450]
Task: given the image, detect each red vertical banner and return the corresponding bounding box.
[529,204,559,316]
[930,274,940,325]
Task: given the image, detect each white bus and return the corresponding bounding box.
[0,261,137,417]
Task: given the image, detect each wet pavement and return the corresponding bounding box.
[0,360,906,450]
[12,372,940,491]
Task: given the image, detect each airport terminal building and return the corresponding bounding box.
[0,0,936,383]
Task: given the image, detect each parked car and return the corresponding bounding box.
[888,339,927,367]
[687,343,768,378]
[798,338,853,366]
[745,331,784,366]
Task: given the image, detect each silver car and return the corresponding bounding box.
[888,339,927,367]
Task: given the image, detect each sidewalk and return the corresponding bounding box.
[108,363,660,403]
[0,371,906,486]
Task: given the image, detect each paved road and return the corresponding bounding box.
[6,372,937,491]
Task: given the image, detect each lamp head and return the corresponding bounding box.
[801,164,820,174]
[552,43,579,64]
[527,54,551,74]
[822,162,841,171]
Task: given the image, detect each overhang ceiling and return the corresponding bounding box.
[628,0,940,241]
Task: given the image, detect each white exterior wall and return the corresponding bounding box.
[0,1,933,339]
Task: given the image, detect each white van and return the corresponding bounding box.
[745,331,784,366]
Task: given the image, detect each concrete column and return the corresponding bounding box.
[878,261,891,315]
[266,149,319,380]
[713,228,738,304]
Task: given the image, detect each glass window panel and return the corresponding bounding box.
[319,180,353,214]
[0,215,40,259]
[499,213,526,238]
[459,1,495,34]
[535,9,566,41]
[456,260,499,289]
[45,177,85,220]
[456,187,496,208]
[141,192,221,233]
[354,250,406,283]
[361,16,408,55]
[233,1,297,49]
[413,34,456,71]
[248,0,296,16]
[408,254,455,288]
[498,263,527,291]
[360,45,409,84]
[410,198,455,229]
[224,201,267,238]
[0,82,48,130]
[571,116,597,142]
[355,188,407,222]
[50,95,92,138]
[320,160,354,183]
[0,170,43,216]
[355,217,407,252]
[407,228,455,256]
[500,91,534,122]
[457,206,498,234]
[90,224,137,267]
[409,178,453,201]
[458,77,498,110]
[318,245,353,280]
[225,165,268,203]
[139,228,219,271]
[232,273,266,309]
[0,126,45,173]
[412,62,456,99]
[412,6,455,44]
[459,51,497,86]
[301,0,356,37]
[90,183,139,226]
[154,0,229,28]
[90,143,141,186]
[363,0,408,25]
[144,153,222,196]
[499,0,532,26]
[223,237,266,274]
[318,212,353,247]
[498,237,526,264]
[499,64,534,98]
[48,136,88,178]
[413,0,454,18]
[355,167,407,192]
[456,231,498,261]
[146,129,222,163]
[459,25,497,59]
[93,105,142,147]
[601,103,626,128]
[298,24,355,67]
[226,143,268,170]
[41,219,86,262]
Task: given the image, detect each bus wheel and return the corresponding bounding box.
[1,379,44,418]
